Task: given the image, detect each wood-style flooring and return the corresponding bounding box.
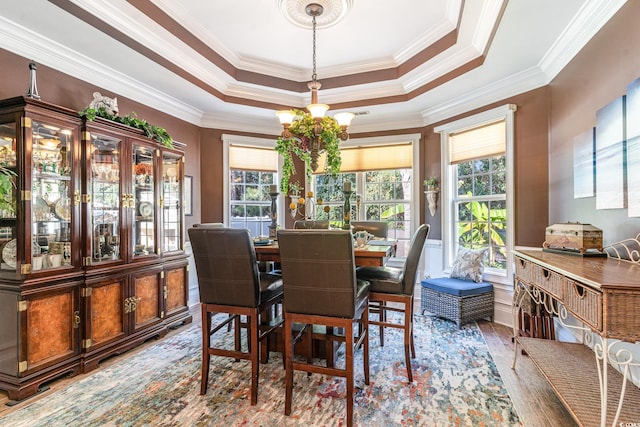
[0,309,577,426]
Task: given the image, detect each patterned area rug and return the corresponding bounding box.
[2,314,521,427]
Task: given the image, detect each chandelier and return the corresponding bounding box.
[276,3,354,190]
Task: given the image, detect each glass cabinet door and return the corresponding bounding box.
[31,120,74,271]
[0,122,17,272]
[162,154,182,252]
[88,132,122,263]
[132,144,156,257]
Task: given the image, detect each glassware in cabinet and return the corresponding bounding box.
[0,122,17,272]
[88,132,122,263]
[132,144,156,257]
[162,154,182,252]
[31,120,74,270]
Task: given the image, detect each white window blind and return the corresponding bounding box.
[315,143,412,173]
[229,145,278,172]
[449,120,505,164]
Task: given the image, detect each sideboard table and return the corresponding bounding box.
[512,249,640,427]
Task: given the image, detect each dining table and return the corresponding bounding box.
[253,238,396,267]
[254,236,396,366]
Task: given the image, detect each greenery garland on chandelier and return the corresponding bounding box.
[275,109,342,194]
[79,107,174,149]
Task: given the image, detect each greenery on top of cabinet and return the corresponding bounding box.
[79,107,174,149]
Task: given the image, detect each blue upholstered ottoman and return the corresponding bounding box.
[420,278,494,328]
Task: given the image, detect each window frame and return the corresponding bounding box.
[222,135,283,228]
[434,104,516,285]
[312,134,421,262]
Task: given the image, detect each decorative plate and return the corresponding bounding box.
[55,197,71,221]
[2,239,17,268]
[34,197,51,221]
[139,201,153,219]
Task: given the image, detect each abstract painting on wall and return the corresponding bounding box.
[573,127,595,198]
[595,96,626,210]
[626,77,640,217]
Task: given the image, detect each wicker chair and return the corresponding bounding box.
[277,229,370,427]
[188,227,283,405]
[355,224,429,383]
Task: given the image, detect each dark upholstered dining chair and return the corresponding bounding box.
[192,223,224,228]
[293,219,330,229]
[355,224,430,383]
[277,229,370,427]
[188,227,284,405]
[351,221,388,238]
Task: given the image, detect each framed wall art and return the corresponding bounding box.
[595,96,626,210]
[573,127,595,199]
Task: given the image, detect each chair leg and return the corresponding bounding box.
[284,314,294,416]
[234,315,242,361]
[200,305,211,395]
[379,301,385,347]
[362,309,370,386]
[326,326,335,368]
[249,312,259,405]
[409,299,416,358]
[404,303,413,383]
[345,321,354,427]
[306,325,313,372]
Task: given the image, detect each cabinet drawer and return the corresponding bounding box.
[515,257,534,283]
[533,265,563,300]
[564,279,602,331]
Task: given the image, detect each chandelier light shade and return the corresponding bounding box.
[275,2,354,194]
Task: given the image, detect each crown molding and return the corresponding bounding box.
[0,16,204,125]
[392,14,458,65]
[421,66,547,126]
[402,45,481,92]
[538,0,628,82]
[201,111,280,135]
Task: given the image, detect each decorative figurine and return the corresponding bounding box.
[89,91,119,115]
[25,60,41,100]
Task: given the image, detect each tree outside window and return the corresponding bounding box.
[454,156,507,270]
[313,168,412,257]
[230,169,276,236]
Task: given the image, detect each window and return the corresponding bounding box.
[229,170,276,236]
[223,136,280,236]
[223,134,421,255]
[435,105,516,281]
[454,156,506,269]
[310,138,420,258]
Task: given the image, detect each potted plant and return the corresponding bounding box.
[0,167,16,217]
[423,176,439,191]
[275,109,342,194]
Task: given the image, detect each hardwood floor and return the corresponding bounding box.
[477,320,578,427]
[0,307,576,426]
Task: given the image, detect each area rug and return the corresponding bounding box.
[1,314,521,427]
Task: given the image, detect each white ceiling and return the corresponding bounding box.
[0,0,628,136]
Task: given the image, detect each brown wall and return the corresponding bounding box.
[422,87,550,246]
[0,48,203,230]
[2,47,553,247]
[199,93,550,246]
[548,0,640,244]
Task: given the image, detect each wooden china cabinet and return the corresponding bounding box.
[0,96,191,401]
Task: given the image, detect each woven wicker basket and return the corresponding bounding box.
[420,286,494,328]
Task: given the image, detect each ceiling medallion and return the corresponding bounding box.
[278,0,353,29]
